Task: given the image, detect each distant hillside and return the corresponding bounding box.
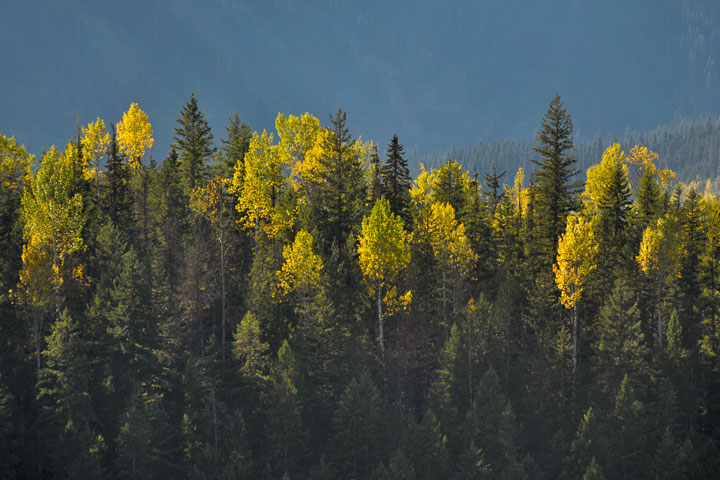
[412,115,720,184]
[2,0,720,160]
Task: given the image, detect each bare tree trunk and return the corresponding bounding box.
[656,277,663,349]
[442,271,447,326]
[34,310,42,373]
[377,279,384,370]
[52,234,61,320]
[220,226,226,361]
[572,301,578,408]
[468,304,473,400]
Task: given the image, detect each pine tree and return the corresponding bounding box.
[102,124,133,239]
[329,372,384,479]
[381,134,412,224]
[313,107,366,252]
[531,94,580,266]
[483,162,506,215]
[220,111,251,180]
[173,92,215,195]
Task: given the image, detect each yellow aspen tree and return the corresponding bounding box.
[232,130,293,239]
[116,103,154,170]
[428,202,477,326]
[17,145,86,370]
[582,143,628,217]
[276,230,324,321]
[80,117,110,179]
[274,112,330,201]
[358,198,412,370]
[190,176,233,359]
[553,214,598,402]
[626,144,676,190]
[637,214,682,348]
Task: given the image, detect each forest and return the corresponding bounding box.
[1,93,720,479]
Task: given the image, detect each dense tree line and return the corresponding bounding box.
[416,114,720,186]
[1,94,720,479]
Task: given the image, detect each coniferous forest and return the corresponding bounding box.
[2,93,720,479]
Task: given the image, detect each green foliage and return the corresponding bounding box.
[531,94,581,265]
[173,92,215,194]
[329,372,383,479]
[381,134,412,224]
[4,99,720,479]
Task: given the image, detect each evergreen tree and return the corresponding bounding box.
[102,123,133,239]
[381,134,412,224]
[483,161,506,215]
[453,441,492,480]
[313,107,366,252]
[329,372,384,479]
[173,92,215,195]
[531,94,580,266]
[219,111,251,180]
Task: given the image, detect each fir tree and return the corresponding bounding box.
[531,94,580,266]
[173,92,215,195]
[381,134,412,224]
[220,112,251,180]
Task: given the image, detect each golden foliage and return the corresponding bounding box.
[80,117,110,179]
[117,103,154,169]
[554,215,598,309]
[637,214,682,278]
[233,130,295,237]
[358,198,412,311]
[277,230,324,297]
[582,143,629,216]
[428,202,477,276]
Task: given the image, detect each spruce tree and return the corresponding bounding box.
[313,107,366,252]
[531,94,580,266]
[102,124,133,239]
[381,134,412,224]
[483,161,506,215]
[220,112,251,180]
[173,92,215,194]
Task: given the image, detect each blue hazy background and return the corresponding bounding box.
[2,0,720,160]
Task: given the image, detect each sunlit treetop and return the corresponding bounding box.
[80,118,110,179]
[626,144,675,190]
[582,143,629,217]
[117,103,154,169]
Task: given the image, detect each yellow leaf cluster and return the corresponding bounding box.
[358,198,411,285]
[428,202,477,275]
[637,214,681,278]
[80,117,110,179]
[117,103,154,169]
[277,230,324,297]
[190,176,230,225]
[582,143,629,216]
[554,215,598,309]
[18,146,86,309]
[627,144,676,190]
[0,134,32,194]
[234,130,295,237]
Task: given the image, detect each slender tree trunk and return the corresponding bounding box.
[572,301,578,408]
[442,270,447,326]
[34,310,42,373]
[377,279,385,372]
[220,226,226,361]
[212,385,218,455]
[468,304,473,400]
[656,276,663,349]
[52,234,61,320]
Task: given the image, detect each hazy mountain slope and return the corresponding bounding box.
[2,0,720,160]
